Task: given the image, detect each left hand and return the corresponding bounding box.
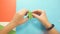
[11,9,28,25]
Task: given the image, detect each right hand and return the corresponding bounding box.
[32,9,51,28]
[32,9,48,23]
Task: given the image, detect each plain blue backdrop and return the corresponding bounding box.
[16,0,60,34]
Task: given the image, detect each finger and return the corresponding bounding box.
[18,9,28,16]
[33,9,42,13]
[32,13,39,18]
[36,9,46,14]
[21,9,28,15]
[32,10,41,16]
[32,9,45,16]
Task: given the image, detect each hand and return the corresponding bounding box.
[32,10,48,22]
[32,9,51,28]
[11,9,28,25]
[0,9,28,34]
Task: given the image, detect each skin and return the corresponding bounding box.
[0,9,59,34]
[0,9,28,34]
[32,10,59,34]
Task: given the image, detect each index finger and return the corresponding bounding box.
[32,9,44,16]
[18,9,28,16]
[21,9,28,15]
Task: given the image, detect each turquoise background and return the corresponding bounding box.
[16,0,60,34]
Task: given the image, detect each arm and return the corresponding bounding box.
[0,9,28,34]
[41,20,59,34]
[32,10,59,34]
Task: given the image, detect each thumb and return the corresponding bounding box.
[32,13,39,18]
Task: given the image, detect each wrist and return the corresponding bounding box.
[46,24,55,31]
[10,20,19,26]
[44,22,52,28]
[40,20,52,28]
